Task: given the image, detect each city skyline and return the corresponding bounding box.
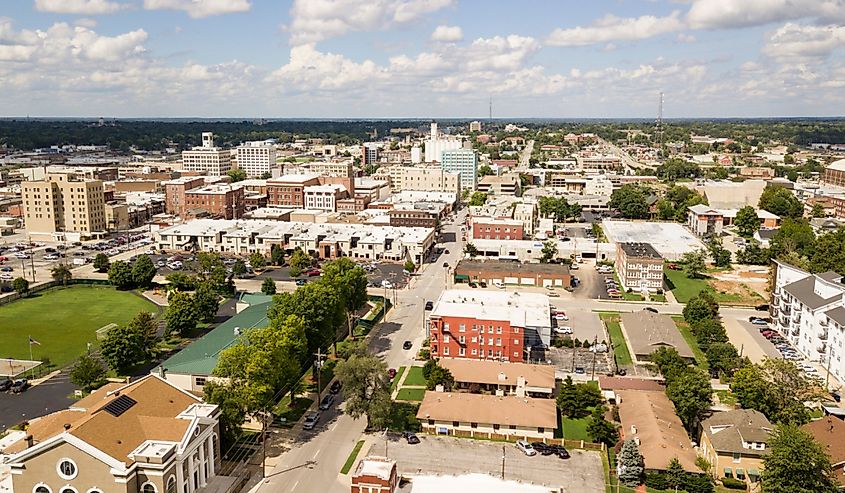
[1,0,844,118]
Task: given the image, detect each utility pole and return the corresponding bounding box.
[590,335,599,381]
[314,348,324,399]
[261,407,268,478]
[500,445,505,480]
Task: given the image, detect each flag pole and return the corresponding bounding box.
[29,335,34,378]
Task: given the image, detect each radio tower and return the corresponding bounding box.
[489,96,493,121]
[655,91,665,145]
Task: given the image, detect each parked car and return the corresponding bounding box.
[403,432,420,445]
[590,343,609,353]
[0,273,13,280]
[303,411,320,430]
[329,380,342,394]
[516,440,536,456]
[306,268,322,277]
[755,304,770,312]
[0,266,13,272]
[388,368,397,379]
[547,291,560,297]
[643,307,658,313]
[574,367,585,375]
[403,340,413,350]
[530,442,555,456]
[10,379,29,394]
[553,326,573,335]
[318,394,334,410]
[295,279,307,286]
[0,379,12,392]
[425,300,434,310]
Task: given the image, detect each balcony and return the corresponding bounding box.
[769,307,779,318]
[792,313,801,323]
[820,319,829,327]
[819,331,828,341]
[781,305,792,316]
[818,344,828,353]
[780,316,790,327]
[791,328,801,336]
[772,291,780,300]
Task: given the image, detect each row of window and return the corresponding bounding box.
[437,346,519,358]
[441,323,513,334]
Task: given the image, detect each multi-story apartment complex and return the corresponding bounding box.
[441,149,478,191]
[303,184,347,212]
[266,174,321,208]
[512,202,539,238]
[616,242,664,293]
[823,159,845,188]
[155,219,435,265]
[303,159,355,178]
[770,261,845,383]
[181,132,231,176]
[0,375,223,493]
[361,143,380,165]
[469,120,482,132]
[687,204,724,237]
[236,141,276,177]
[22,174,107,239]
[164,176,205,216]
[429,290,552,362]
[400,167,461,194]
[388,209,438,228]
[471,217,524,240]
[184,184,245,219]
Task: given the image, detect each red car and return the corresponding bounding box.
[761,331,774,338]
[305,268,321,277]
[388,368,397,379]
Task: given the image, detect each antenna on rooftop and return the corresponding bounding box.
[655,91,664,145]
[489,96,493,122]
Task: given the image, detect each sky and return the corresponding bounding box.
[0,0,844,118]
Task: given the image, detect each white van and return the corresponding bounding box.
[492,280,504,289]
[72,257,86,266]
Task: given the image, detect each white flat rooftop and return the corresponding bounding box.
[602,220,706,261]
[408,474,550,493]
[432,289,550,328]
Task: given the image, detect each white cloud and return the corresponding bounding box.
[34,0,125,15]
[270,44,386,91]
[676,33,696,43]
[287,0,453,45]
[143,0,251,19]
[465,35,540,71]
[686,0,845,29]
[0,21,147,63]
[546,11,684,47]
[763,23,845,61]
[431,25,463,42]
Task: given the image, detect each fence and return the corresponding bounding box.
[0,278,112,306]
[421,427,606,452]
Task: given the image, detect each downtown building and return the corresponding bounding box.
[770,260,845,384]
[235,141,276,177]
[181,132,231,177]
[21,173,107,240]
[441,149,478,191]
[429,290,552,363]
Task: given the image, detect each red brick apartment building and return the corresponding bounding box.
[266,174,321,207]
[429,290,552,363]
[471,217,525,240]
[164,176,205,216]
[184,184,245,219]
[351,457,397,493]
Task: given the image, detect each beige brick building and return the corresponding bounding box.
[22,174,107,240]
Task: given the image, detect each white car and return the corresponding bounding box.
[554,312,568,321]
[516,440,536,456]
[14,252,30,259]
[0,273,13,280]
[44,254,59,261]
[554,326,573,335]
[381,280,393,289]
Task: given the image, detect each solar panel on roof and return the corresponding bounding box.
[102,394,137,417]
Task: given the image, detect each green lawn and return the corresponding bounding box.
[340,440,365,474]
[671,316,709,369]
[663,269,711,303]
[561,417,590,441]
[272,396,313,427]
[623,292,644,301]
[403,366,427,386]
[601,313,633,366]
[714,389,738,407]
[0,286,158,369]
[391,366,406,392]
[395,387,426,401]
[651,293,666,302]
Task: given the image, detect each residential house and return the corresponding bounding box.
[802,416,845,488]
[438,359,556,398]
[699,409,772,485]
[619,311,696,364]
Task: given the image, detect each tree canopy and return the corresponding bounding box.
[609,184,650,219]
[762,424,840,493]
[758,185,804,219]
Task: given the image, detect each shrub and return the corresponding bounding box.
[721,477,747,490]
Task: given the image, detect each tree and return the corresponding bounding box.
[664,457,686,492]
[165,272,197,291]
[734,205,759,237]
[665,367,712,431]
[681,249,707,279]
[70,354,107,391]
[574,382,603,416]
[93,253,110,273]
[610,184,649,219]
[227,168,247,182]
[762,424,840,493]
[770,218,815,260]
[736,241,771,265]
[128,311,158,348]
[231,259,247,278]
[706,342,741,376]
[540,239,558,263]
[51,264,72,285]
[261,277,277,295]
[651,347,688,380]
[426,364,454,391]
[708,238,731,268]
[690,318,728,350]
[731,358,820,425]
[131,254,157,288]
[587,407,618,447]
[100,323,148,373]
[617,439,645,487]
[758,185,804,219]
[194,281,220,323]
[269,282,343,355]
[320,258,369,340]
[810,228,845,276]
[165,291,198,337]
[469,191,488,206]
[288,247,310,277]
[270,244,285,266]
[683,296,717,325]
[108,261,134,289]
[203,381,248,447]
[403,260,416,272]
[249,252,267,271]
[464,243,479,257]
[478,164,493,177]
[557,376,579,417]
[811,202,826,218]
[334,352,392,430]
[12,277,29,296]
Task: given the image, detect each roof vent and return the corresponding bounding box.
[63,423,71,430]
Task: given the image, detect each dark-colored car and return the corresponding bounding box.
[443,262,449,268]
[574,367,585,375]
[10,379,29,394]
[425,300,434,310]
[479,281,487,288]
[388,368,397,379]
[0,379,12,391]
[643,307,658,313]
[306,269,321,277]
[444,250,449,254]
[469,282,478,288]
[330,380,342,394]
[531,442,555,456]
[403,340,413,350]
[404,432,420,444]
[319,394,334,410]
[755,304,770,311]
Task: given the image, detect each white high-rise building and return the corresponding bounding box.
[424,122,462,162]
[182,132,232,176]
[411,145,422,164]
[236,141,276,177]
[441,149,478,191]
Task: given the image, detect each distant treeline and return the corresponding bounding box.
[1,118,844,152]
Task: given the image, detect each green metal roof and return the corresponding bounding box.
[159,302,271,377]
[238,292,274,307]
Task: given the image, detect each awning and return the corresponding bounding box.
[723,467,733,477]
[454,274,470,281]
[748,469,759,477]
[736,468,746,479]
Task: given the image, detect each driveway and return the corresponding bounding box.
[369,434,604,493]
[722,308,781,363]
[0,371,77,431]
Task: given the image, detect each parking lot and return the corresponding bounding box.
[552,308,604,343]
[369,434,604,493]
[545,346,613,377]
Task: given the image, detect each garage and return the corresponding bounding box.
[542,279,553,287]
[520,278,535,285]
[504,276,518,284]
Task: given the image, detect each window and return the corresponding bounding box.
[496,327,502,334]
[471,422,478,429]
[732,452,741,463]
[452,421,459,427]
[493,424,500,431]
[443,347,449,355]
[513,352,519,357]
[33,485,51,493]
[443,335,450,343]
[538,427,544,434]
[513,328,519,334]
[166,476,177,493]
[61,488,77,493]
[195,377,206,387]
[459,324,466,332]
[513,339,519,345]
[458,347,465,356]
[471,349,477,355]
[57,459,77,480]
[141,482,157,493]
